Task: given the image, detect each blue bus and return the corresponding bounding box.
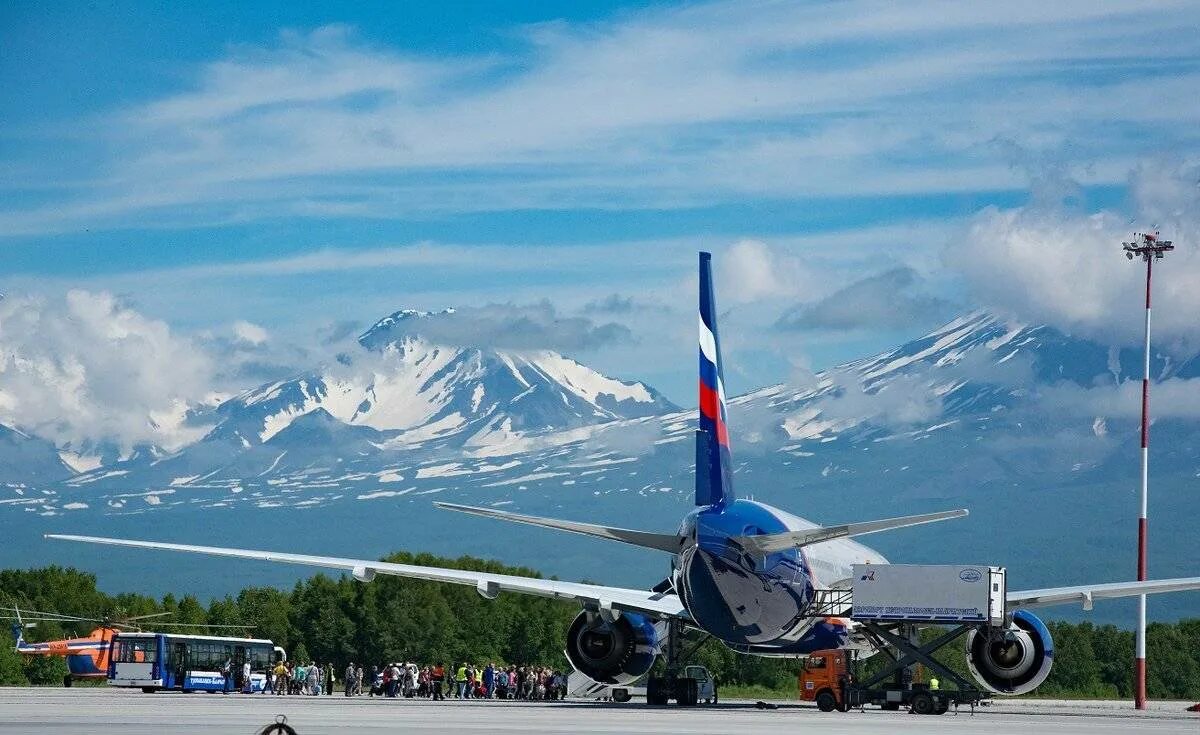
[108,632,284,693]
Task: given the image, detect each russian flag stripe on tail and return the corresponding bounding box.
[696,252,734,506]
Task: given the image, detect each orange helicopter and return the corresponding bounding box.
[4,605,250,687]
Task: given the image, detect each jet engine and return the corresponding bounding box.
[564,610,665,684]
[965,609,1054,695]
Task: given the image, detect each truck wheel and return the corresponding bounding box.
[911,692,935,715]
[612,689,631,703]
[141,687,158,694]
[816,690,837,712]
[935,700,949,715]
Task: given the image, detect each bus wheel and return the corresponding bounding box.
[62,675,73,688]
[141,687,158,694]
[816,690,837,712]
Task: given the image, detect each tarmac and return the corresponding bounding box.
[0,688,1197,735]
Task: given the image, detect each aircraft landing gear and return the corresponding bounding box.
[62,674,73,688]
[646,618,707,706]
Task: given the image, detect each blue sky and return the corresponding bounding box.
[2,0,1199,410]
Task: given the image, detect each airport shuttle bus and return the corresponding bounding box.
[108,632,284,693]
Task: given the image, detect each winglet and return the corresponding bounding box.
[697,252,734,507]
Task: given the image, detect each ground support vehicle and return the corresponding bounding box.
[800,624,987,715]
[798,563,1004,715]
[570,664,715,704]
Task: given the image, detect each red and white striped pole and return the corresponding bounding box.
[1122,231,1173,711]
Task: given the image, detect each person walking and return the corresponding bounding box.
[431,663,445,700]
[345,661,356,696]
[307,661,320,696]
[242,659,253,693]
[326,662,335,696]
[483,663,495,699]
[273,660,287,696]
[456,663,468,699]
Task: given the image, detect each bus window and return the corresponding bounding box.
[115,639,157,664]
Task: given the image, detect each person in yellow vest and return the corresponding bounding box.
[929,676,940,690]
[456,663,469,699]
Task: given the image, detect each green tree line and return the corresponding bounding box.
[2,560,1198,699]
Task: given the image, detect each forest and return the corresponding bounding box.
[2,557,1198,699]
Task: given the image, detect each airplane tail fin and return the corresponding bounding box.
[696,252,734,507]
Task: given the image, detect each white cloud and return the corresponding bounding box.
[4,2,1199,234]
[719,239,821,303]
[946,162,1200,350]
[0,291,216,451]
[232,320,269,345]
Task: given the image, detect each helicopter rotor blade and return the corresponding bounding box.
[120,612,174,622]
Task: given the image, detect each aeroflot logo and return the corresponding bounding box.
[960,569,982,583]
[859,570,876,581]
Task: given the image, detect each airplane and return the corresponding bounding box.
[48,251,1200,703]
[4,605,251,687]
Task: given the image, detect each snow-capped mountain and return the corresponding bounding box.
[210,308,677,450]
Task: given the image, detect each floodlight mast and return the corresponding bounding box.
[1121,231,1173,711]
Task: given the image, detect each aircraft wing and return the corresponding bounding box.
[1007,576,1200,610]
[732,509,968,554]
[45,534,688,620]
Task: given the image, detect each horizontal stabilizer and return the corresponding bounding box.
[733,508,968,554]
[434,502,684,554]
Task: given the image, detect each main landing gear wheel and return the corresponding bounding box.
[674,678,698,707]
[646,678,670,706]
[62,674,73,688]
[816,690,837,712]
[612,689,631,703]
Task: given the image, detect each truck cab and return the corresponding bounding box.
[798,650,848,712]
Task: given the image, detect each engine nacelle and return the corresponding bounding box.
[966,609,1054,695]
[564,610,664,685]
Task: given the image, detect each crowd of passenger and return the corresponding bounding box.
[264,659,568,700]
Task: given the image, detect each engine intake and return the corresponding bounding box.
[966,609,1054,695]
[565,611,663,684]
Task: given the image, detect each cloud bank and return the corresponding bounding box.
[0,291,215,451]
[776,267,953,331]
[360,302,633,354]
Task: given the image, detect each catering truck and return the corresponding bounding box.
[800,564,1006,714]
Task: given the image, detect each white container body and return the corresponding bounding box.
[851,564,1005,625]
